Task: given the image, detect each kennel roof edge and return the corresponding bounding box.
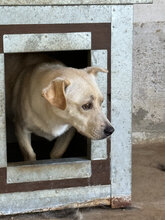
[0,0,152,6]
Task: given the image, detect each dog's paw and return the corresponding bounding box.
[50,151,62,159]
[24,152,36,161]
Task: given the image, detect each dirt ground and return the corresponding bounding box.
[1,143,165,220]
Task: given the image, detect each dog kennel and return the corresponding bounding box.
[0,0,152,215]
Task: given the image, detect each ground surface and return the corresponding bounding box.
[1,143,165,220]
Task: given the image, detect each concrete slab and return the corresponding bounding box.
[1,143,165,219]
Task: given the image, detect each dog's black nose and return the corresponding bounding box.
[104,126,114,136]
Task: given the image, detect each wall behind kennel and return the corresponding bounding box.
[133,0,165,144]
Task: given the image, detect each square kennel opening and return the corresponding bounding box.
[3,30,110,181]
[6,50,90,162]
[0,0,152,215]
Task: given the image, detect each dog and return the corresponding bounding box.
[5,53,114,161]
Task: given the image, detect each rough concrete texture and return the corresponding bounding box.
[0,0,152,6]
[132,0,165,144]
[134,0,165,23]
[1,143,165,219]
[132,21,165,144]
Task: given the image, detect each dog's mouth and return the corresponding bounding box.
[91,126,114,140]
[76,126,114,140]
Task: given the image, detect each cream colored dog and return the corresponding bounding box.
[6,54,114,161]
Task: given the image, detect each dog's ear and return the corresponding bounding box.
[42,78,70,110]
[85,67,108,76]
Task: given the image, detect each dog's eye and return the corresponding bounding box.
[82,102,93,111]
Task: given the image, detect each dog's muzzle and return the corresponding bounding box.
[104,125,114,137]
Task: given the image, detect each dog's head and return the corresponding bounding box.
[42,66,114,140]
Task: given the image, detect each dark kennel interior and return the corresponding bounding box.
[5,50,91,163]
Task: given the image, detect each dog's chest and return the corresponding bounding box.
[30,123,70,141]
[51,124,70,137]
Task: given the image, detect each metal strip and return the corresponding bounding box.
[0,6,112,25]
[7,158,91,183]
[0,185,110,215]
[111,5,132,205]
[0,160,110,194]
[0,0,153,6]
[3,32,91,53]
[90,50,108,160]
[0,23,111,53]
[0,54,7,168]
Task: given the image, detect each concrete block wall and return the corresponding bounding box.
[133,0,165,144]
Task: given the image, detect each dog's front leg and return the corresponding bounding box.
[15,123,36,161]
[50,127,76,159]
